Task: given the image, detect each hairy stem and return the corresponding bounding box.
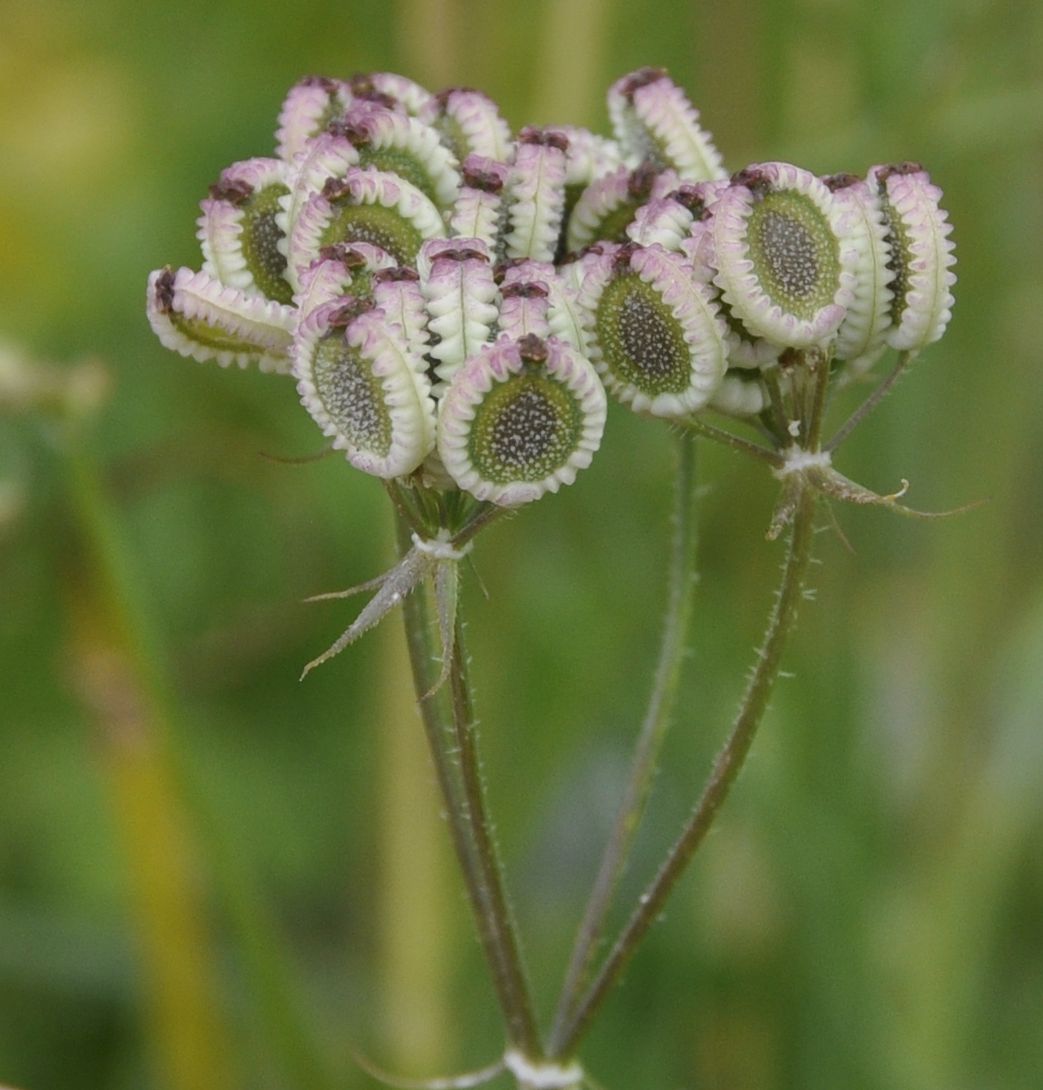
[453,500,514,548]
[448,619,542,1056]
[550,481,818,1058]
[548,432,699,1051]
[826,351,911,453]
[395,513,541,1055]
[761,364,792,441]
[682,416,781,464]
[804,349,832,453]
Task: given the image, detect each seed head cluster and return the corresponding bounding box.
[148,66,955,506]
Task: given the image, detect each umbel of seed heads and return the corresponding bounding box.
[148,65,956,507]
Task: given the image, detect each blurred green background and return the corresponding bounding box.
[2,0,1042,1087]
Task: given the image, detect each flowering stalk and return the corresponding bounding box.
[550,430,698,1043]
[144,63,958,1086]
[448,617,543,1056]
[549,479,818,1059]
[394,510,542,1057]
[826,350,912,452]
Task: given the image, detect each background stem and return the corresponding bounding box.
[63,433,332,1090]
[378,611,452,1071]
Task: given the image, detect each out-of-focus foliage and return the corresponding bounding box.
[2,1,1042,1088]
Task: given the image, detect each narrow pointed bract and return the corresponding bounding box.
[300,543,431,678]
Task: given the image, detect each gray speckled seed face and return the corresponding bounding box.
[490,387,560,469]
[468,371,583,484]
[312,333,392,456]
[618,291,681,378]
[758,209,818,300]
[746,190,840,321]
[595,272,691,395]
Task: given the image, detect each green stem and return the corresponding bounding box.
[453,500,514,548]
[681,416,781,464]
[825,351,912,453]
[383,479,426,535]
[761,364,792,442]
[550,481,818,1059]
[449,621,542,1056]
[395,513,541,1056]
[804,348,832,453]
[548,432,698,1052]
